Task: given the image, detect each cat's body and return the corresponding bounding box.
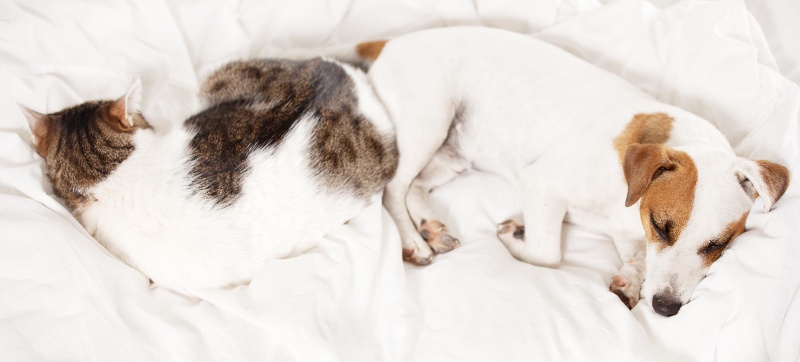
[23,57,397,290]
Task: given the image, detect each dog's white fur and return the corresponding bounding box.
[347,27,788,316]
[35,60,394,291]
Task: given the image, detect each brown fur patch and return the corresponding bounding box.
[634,147,698,251]
[755,160,790,204]
[623,144,670,207]
[355,40,387,62]
[33,101,147,210]
[613,113,674,164]
[700,211,748,267]
[308,61,398,198]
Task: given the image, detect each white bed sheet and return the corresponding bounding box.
[1,0,798,361]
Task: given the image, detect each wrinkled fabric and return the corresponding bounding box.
[0,0,798,361]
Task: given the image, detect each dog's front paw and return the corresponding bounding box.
[418,219,460,254]
[497,219,562,268]
[497,219,525,240]
[610,275,640,309]
[403,244,434,265]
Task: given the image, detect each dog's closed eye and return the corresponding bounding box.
[700,235,731,255]
[649,212,672,243]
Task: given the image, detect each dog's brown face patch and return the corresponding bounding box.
[614,112,674,164]
[698,211,748,267]
[616,113,692,250]
[24,100,147,210]
[628,146,698,251]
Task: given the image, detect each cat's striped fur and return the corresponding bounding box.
[23,57,397,290]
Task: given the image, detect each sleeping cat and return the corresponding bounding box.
[21,57,398,290]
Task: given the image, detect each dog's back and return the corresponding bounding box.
[370,27,729,181]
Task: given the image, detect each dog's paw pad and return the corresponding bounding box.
[419,220,460,254]
[610,275,639,309]
[497,219,524,241]
[430,234,460,254]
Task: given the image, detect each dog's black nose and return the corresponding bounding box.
[652,293,682,317]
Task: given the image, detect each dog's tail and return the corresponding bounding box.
[278,40,388,71]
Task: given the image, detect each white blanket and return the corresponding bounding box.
[1,0,798,360]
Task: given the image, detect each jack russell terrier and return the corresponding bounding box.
[296,26,790,316]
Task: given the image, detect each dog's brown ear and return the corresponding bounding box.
[736,159,790,212]
[623,143,674,207]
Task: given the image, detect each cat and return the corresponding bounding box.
[21,57,398,291]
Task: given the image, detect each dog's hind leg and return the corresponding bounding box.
[608,235,645,309]
[381,106,458,265]
[384,174,434,265]
[370,58,463,264]
[406,147,469,254]
[496,162,567,268]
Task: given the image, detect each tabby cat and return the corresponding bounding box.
[22,57,397,290]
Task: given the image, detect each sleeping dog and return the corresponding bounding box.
[296,26,790,316]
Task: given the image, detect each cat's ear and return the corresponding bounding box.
[109,79,143,129]
[18,103,48,143]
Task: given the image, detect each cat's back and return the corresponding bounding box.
[190,57,397,207]
[84,58,397,290]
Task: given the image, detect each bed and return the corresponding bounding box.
[1,0,798,360]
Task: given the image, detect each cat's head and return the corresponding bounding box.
[20,80,150,210]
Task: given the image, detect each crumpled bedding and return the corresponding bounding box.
[1,0,798,360]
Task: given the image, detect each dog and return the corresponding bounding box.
[293,26,790,316]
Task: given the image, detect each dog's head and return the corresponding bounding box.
[623,143,789,316]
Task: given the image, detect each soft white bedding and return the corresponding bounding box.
[1,0,798,361]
